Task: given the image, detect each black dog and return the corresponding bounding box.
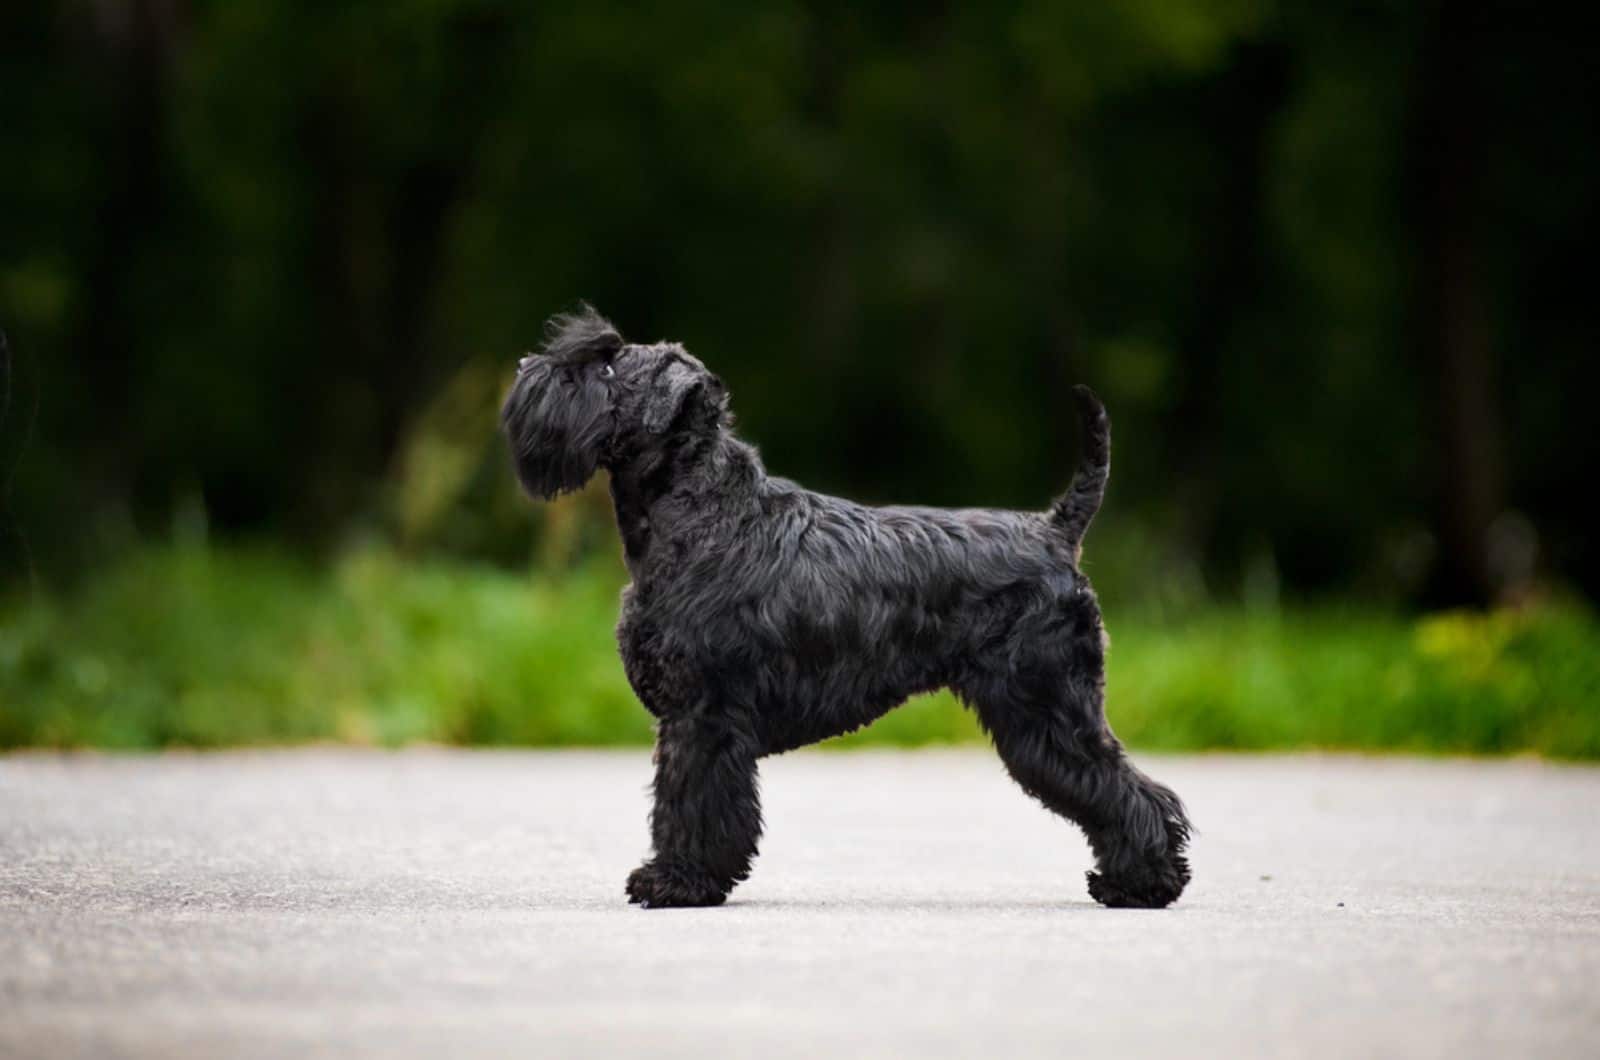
[502,307,1191,909]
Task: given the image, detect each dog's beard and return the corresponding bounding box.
[502,361,614,499]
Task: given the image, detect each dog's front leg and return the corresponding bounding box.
[626,712,763,908]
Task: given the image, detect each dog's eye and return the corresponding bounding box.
[599,363,616,380]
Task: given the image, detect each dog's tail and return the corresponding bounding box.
[1048,385,1110,555]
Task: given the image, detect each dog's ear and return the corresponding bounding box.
[644,362,728,434]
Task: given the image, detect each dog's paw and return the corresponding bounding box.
[1086,855,1190,909]
[625,860,728,909]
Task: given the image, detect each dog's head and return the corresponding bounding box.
[501,306,729,499]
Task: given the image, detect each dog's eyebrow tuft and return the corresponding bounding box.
[541,304,623,364]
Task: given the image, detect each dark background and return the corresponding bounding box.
[2,0,1596,607]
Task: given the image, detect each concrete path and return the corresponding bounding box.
[2,750,1597,1058]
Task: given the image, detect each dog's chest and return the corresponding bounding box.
[608,479,654,567]
[620,514,651,566]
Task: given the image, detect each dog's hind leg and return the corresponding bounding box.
[626,711,763,909]
[966,671,1191,908]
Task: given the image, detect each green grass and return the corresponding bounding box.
[3,543,1597,756]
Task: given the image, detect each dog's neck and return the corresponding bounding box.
[608,426,764,574]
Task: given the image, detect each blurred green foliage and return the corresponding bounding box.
[1,544,644,748]
[4,542,1595,756]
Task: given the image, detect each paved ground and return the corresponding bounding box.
[2,750,1597,1058]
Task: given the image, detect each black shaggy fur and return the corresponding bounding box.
[502,307,1192,909]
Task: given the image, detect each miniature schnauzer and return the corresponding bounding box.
[502,307,1191,909]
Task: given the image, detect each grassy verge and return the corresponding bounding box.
[3,544,1597,756]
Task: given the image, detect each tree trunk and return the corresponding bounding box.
[1414,0,1503,608]
[74,0,181,520]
